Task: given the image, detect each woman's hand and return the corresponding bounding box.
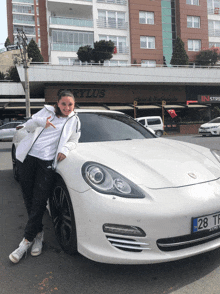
[45,116,56,129]
[57,153,66,162]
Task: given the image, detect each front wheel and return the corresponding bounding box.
[50,177,77,255]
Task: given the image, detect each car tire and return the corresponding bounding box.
[50,177,78,255]
[12,145,19,181]
[155,130,163,137]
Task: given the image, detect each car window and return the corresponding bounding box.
[78,113,155,143]
[138,119,145,125]
[147,118,161,125]
[0,124,11,129]
[209,118,220,123]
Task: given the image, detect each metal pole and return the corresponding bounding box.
[17,30,31,118]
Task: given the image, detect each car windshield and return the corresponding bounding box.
[77,113,155,143]
[209,118,220,123]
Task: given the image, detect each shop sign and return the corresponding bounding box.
[198,95,220,103]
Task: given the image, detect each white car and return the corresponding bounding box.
[199,117,220,136]
[0,121,24,140]
[12,110,220,264]
[135,116,164,137]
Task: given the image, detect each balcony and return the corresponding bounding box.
[51,43,82,52]
[50,16,93,28]
[209,29,220,37]
[97,19,128,30]
[116,46,129,54]
[97,0,127,5]
[208,7,220,15]
[12,0,34,3]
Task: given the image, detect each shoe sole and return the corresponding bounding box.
[31,249,42,256]
[9,254,19,263]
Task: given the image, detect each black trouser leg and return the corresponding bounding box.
[17,155,54,242]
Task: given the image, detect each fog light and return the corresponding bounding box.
[103,224,146,237]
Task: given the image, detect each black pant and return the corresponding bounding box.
[17,155,55,242]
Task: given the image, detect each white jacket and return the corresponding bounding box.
[16,105,81,169]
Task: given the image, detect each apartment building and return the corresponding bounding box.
[6,0,220,66]
[7,0,130,65]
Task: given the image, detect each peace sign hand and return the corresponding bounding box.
[45,116,56,129]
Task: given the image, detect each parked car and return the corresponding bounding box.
[0,121,24,140]
[12,110,220,264]
[199,117,220,136]
[135,116,164,137]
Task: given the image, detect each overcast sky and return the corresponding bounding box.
[0,2,8,48]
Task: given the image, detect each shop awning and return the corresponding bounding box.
[163,105,186,109]
[136,105,161,109]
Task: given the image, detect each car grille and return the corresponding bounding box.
[106,236,151,252]
[157,229,220,251]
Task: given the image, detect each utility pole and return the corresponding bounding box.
[17,30,31,118]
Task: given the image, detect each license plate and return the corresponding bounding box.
[192,212,220,233]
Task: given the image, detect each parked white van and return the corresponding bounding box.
[135,116,164,137]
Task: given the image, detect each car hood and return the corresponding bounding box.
[200,123,220,128]
[73,138,220,190]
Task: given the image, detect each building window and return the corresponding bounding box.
[52,30,94,52]
[13,14,35,25]
[36,0,39,4]
[12,4,34,14]
[209,20,220,36]
[38,38,41,48]
[97,10,126,29]
[208,0,220,14]
[139,11,154,24]
[141,60,156,67]
[99,35,128,54]
[37,7,39,15]
[188,39,201,51]
[140,36,155,49]
[209,42,220,47]
[186,0,199,5]
[37,17,40,26]
[38,28,40,36]
[104,60,128,66]
[187,16,200,28]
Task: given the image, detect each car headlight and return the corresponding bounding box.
[211,149,220,162]
[82,162,145,198]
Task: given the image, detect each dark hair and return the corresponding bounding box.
[54,90,75,116]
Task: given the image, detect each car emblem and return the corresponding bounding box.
[188,173,197,179]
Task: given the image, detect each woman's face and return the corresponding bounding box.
[57,96,75,117]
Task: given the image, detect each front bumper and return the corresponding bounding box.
[68,179,220,264]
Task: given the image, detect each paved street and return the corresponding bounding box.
[1,136,220,294]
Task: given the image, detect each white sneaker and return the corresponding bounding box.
[9,239,32,263]
[31,231,44,256]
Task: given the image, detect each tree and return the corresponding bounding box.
[77,40,115,64]
[5,66,20,82]
[77,45,93,63]
[194,47,220,66]
[4,37,11,48]
[170,37,189,66]
[27,39,44,63]
[91,40,115,64]
[0,71,5,80]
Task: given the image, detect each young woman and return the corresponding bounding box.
[9,91,81,263]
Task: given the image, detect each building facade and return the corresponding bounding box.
[6,0,220,66]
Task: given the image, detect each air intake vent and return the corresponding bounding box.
[157,229,220,251]
[106,236,151,252]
